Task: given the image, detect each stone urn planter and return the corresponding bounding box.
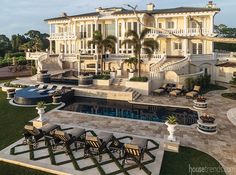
[6,88,16,99]
[36,102,46,122]
[197,113,217,135]
[165,115,177,142]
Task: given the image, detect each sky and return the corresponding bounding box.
[0,0,235,37]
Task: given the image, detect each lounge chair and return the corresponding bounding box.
[84,132,113,161]
[49,128,86,153]
[23,124,60,148]
[169,84,184,97]
[186,85,201,99]
[153,84,167,95]
[122,138,148,170]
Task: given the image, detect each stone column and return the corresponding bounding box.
[49,40,52,54]
[115,18,119,54]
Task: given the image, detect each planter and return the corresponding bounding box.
[6,89,16,99]
[78,75,93,87]
[128,72,135,79]
[37,73,51,83]
[165,122,177,142]
[36,107,46,122]
[1,86,21,92]
[52,96,62,104]
[193,100,208,110]
[197,120,217,135]
[93,79,112,86]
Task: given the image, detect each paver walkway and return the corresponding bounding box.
[44,89,236,175]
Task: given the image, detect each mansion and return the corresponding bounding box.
[26,1,236,92]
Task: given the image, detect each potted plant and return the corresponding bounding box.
[196,96,206,103]
[200,113,215,123]
[36,101,46,122]
[52,90,62,104]
[165,115,178,142]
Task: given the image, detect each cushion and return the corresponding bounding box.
[24,125,40,135]
[40,124,59,133]
[68,128,85,139]
[154,89,165,93]
[176,84,183,90]
[125,143,139,150]
[170,90,181,96]
[193,86,201,92]
[54,130,70,141]
[186,91,198,97]
[131,138,147,149]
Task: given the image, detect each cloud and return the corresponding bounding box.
[0,0,235,37]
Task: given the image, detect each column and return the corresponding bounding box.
[183,39,189,55]
[68,40,71,54]
[115,18,119,54]
[210,15,214,34]
[49,40,52,54]
[64,40,67,54]
[94,19,98,75]
[184,16,187,35]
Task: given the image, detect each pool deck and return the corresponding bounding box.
[43,89,236,175]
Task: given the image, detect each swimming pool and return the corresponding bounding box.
[60,97,198,125]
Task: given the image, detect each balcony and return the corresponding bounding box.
[49,32,78,40]
[148,28,213,37]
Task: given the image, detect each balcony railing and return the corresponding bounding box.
[148,28,212,37]
[49,32,78,40]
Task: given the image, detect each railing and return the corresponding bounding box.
[190,54,214,61]
[63,54,77,62]
[148,28,212,37]
[108,53,163,61]
[49,32,78,40]
[149,54,167,79]
[37,53,49,71]
[159,55,190,72]
[26,52,47,60]
[108,54,130,60]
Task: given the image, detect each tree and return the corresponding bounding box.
[122,29,158,77]
[24,30,49,51]
[88,31,117,73]
[0,35,11,57]
[124,57,138,70]
[214,25,236,52]
[11,34,28,52]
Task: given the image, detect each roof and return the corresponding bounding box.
[216,62,236,68]
[45,6,220,22]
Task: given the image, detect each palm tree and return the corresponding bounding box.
[124,57,138,71]
[88,31,117,74]
[122,28,158,77]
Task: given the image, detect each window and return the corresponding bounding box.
[127,22,132,31]
[88,24,91,38]
[118,23,122,37]
[105,23,115,37]
[133,22,138,33]
[174,42,182,50]
[192,43,203,55]
[98,24,102,32]
[167,21,174,29]
[158,23,162,29]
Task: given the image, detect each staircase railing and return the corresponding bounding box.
[149,54,167,79]
[37,53,48,71]
[159,55,190,72]
[57,54,63,70]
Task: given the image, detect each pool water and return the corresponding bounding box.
[61,97,198,125]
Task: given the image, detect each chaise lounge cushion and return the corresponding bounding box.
[169,84,183,96]
[24,125,40,135]
[131,138,148,149]
[67,128,85,140]
[40,124,59,134]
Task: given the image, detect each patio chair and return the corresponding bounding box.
[49,128,86,154]
[122,138,148,170]
[186,86,201,99]
[23,124,60,148]
[153,84,167,95]
[84,132,113,162]
[169,84,184,97]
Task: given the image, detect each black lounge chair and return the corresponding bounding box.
[23,124,60,148]
[169,84,184,97]
[49,128,86,154]
[153,84,167,95]
[84,132,113,161]
[122,138,148,170]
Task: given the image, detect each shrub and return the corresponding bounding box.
[93,74,110,80]
[37,101,45,108]
[4,81,28,88]
[31,66,37,75]
[166,115,177,125]
[130,76,148,82]
[230,77,236,85]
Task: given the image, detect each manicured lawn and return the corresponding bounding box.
[160,147,226,175]
[222,93,236,100]
[202,84,227,94]
[0,79,54,175]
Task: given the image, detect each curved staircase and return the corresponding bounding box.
[38,54,63,73]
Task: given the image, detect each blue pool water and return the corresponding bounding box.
[61,97,198,125]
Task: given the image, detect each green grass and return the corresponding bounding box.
[160,147,226,175]
[0,79,54,174]
[201,84,227,94]
[222,93,236,100]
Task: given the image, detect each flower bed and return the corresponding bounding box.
[93,74,111,80]
[130,76,148,82]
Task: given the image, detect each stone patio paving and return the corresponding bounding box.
[42,89,236,175]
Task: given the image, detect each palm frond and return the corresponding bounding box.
[143,39,159,51]
[125,30,139,40]
[122,39,136,46]
[142,48,153,59]
[140,28,151,40]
